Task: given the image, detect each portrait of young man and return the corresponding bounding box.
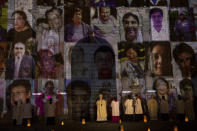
[150,7,169,41]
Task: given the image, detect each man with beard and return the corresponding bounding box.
[121,12,143,43]
[150,8,169,41]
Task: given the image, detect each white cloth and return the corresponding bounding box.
[135,98,143,114]
[111,100,120,116]
[96,99,107,121]
[124,99,134,114]
[151,25,169,41]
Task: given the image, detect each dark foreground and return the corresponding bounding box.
[0,119,197,131]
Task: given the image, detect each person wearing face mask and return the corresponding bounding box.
[65,7,92,42]
[121,12,143,43]
[5,42,35,79]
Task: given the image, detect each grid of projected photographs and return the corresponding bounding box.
[0,0,197,122]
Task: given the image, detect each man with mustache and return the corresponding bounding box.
[122,12,143,43]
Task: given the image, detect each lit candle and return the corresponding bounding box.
[82,119,86,125]
[174,126,178,131]
[185,116,189,122]
[120,125,124,131]
[61,121,64,126]
[148,128,150,131]
[144,115,147,123]
[27,120,31,127]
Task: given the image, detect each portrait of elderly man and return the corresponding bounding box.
[120,43,145,94]
[7,10,36,44]
[5,42,35,79]
[65,7,92,42]
[150,7,169,41]
[150,42,172,76]
[91,7,118,45]
[121,12,143,43]
[94,46,115,80]
[174,11,196,41]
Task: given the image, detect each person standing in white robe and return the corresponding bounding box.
[96,94,107,121]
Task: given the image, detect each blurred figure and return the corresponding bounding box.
[0,7,7,42]
[174,11,196,41]
[147,94,158,120]
[65,7,92,42]
[151,43,172,76]
[124,95,134,121]
[22,98,33,126]
[176,95,185,121]
[44,98,56,125]
[146,0,167,6]
[122,12,143,42]
[37,49,63,78]
[94,46,115,79]
[134,94,143,121]
[180,78,195,120]
[91,0,116,7]
[160,95,169,121]
[120,44,145,93]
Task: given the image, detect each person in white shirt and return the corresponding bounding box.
[150,8,169,41]
[134,94,143,121]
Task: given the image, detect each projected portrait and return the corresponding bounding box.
[65,7,92,42]
[7,10,35,44]
[66,80,91,120]
[121,12,143,43]
[35,80,64,117]
[5,42,35,79]
[94,46,115,80]
[174,11,196,41]
[150,7,169,41]
[36,49,64,78]
[119,42,145,94]
[173,43,197,78]
[150,42,172,76]
[91,7,118,45]
[8,79,31,105]
[153,77,169,100]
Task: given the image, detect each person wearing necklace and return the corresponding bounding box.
[96,94,107,121]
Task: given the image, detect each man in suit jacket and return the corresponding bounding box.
[5,42,35,79]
